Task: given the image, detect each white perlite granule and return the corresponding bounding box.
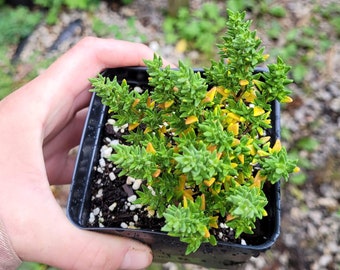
[127,195,137,202]
[100,145,112,158]
[132,179,143,190]
[108,202,117,211]
[109,172,116,181]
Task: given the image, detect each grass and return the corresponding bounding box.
[0,6,42,99]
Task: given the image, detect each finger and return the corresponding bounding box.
[4,184,152,270]
[43,108,88,185]
[50,221,153,270]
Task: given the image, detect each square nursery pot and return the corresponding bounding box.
[67,67,281,268]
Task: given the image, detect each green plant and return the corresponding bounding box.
[120,0,134,4]
[265,1,339,86]
[163,2,225,54]
[0,6,42,99]
[92,16,146,43]
[227,0,256,12]
[289,136,319,185]
[319,2,340,37]
[0,6,42,45]
[268,5,287,18]
[33,0,99,24]
[90,10,298,254]
[17,262,57,270]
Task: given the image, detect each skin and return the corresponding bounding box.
[0,37,170,269]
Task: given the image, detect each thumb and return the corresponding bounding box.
[48,222,153,270]
[9,196,153,270]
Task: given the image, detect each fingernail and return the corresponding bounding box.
[121,246,153,270]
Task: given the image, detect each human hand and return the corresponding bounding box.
[0,37,162,269]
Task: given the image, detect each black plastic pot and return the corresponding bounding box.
[67,67,281,268]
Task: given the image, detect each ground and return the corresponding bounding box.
[6,0,340,269]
